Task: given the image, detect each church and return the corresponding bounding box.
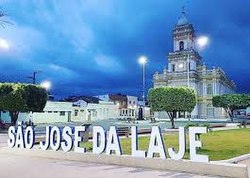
[153,10,236,120]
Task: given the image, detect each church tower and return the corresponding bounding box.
[153,7,236,120]
[168,8,201,75]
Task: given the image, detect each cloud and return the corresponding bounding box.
[0,0,249,98]
[0,24,47,59]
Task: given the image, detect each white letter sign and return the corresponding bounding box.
[189,127,209,163]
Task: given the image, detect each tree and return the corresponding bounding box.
[148,87,197,128]
[0,83,47,125]
[212,94,250,122]
[0,9,12,28]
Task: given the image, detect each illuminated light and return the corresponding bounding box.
[196,36,209,49]
[138,56,147,65]
[0,38,10,50]
[40,80,51,90]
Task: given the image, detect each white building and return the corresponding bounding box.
[96,94,139,119]
[153,10,236,120]
[0,98,120,124]
[0,101,72,124]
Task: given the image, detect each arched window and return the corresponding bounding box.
[179,41,184,51]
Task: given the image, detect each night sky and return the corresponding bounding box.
[0,0,249,99]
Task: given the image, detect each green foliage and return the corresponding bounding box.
[212,94,250,120]
[148,87,196,113]
[23,85,47,112]
[148,87,197,128]
[0,83,47,124]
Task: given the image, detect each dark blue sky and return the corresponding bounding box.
[0,0,249,99]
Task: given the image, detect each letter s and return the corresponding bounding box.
[8,126,16,148]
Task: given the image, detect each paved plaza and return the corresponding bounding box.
[0,133,220,178]
[0,154,219,178]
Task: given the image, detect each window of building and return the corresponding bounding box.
[207,84,213,95]
[60,111,65,116]
[54,111,58,113]
[48,111,52,113]
[172,64,176,72]
[207,104,214,117]
[179,41,184,51]
[92,111,97,117]
[74,110,78,116]
[129,101,131,104]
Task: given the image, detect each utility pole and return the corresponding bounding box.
[28,71,42,84]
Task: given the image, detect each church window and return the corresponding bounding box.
[207,84,213,95]
[207,104,214,117]
[172,64,176,72]
[179,41,184,51]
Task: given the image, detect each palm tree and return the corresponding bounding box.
[0,9,12,28]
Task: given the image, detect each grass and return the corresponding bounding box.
[81,128,250,161]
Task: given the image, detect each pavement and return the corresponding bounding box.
[0,134,8,148]
[0,154,219,178]
[0,133,221,178]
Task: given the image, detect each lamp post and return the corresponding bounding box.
[40,80,51,91]
[138,56,147,119]
[187,36,209,87]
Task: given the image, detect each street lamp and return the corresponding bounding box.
[40,80,51,91]
[196,35,210,51]
[187,35,210,87]
[0,38,10,50]
[138,56,147,119]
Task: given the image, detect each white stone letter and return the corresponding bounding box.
[7,126,16,148]
[168,127,186,160]
[40,126,51,150]
[74,126,86,153]
[15,126,25,149]
[25,126,35,149]
[106,126,122,155]
[147,126,166,159]
[131,126,146,157]
[93,126,106,154]
[50,126,61,151]
[61,126,73,152]
[189,127,209,163]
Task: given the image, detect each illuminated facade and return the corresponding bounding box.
[153,10,236,119]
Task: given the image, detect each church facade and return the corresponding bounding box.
[153,10,236,120]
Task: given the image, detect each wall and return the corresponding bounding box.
[33,111,71,124]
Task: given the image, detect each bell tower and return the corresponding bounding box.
[168,7,201,73]
[173,7,195,52]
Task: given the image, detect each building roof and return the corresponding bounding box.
[177,9,189,26]
[109,93,127,101]
[63,96,100,104]
[44,101,72,111]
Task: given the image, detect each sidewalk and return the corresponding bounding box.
[0,152,219,178]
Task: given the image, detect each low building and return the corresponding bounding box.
[0,97,120,124]
[63,96,120,122]
[96,94,139,119]
[0,101,72,124]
